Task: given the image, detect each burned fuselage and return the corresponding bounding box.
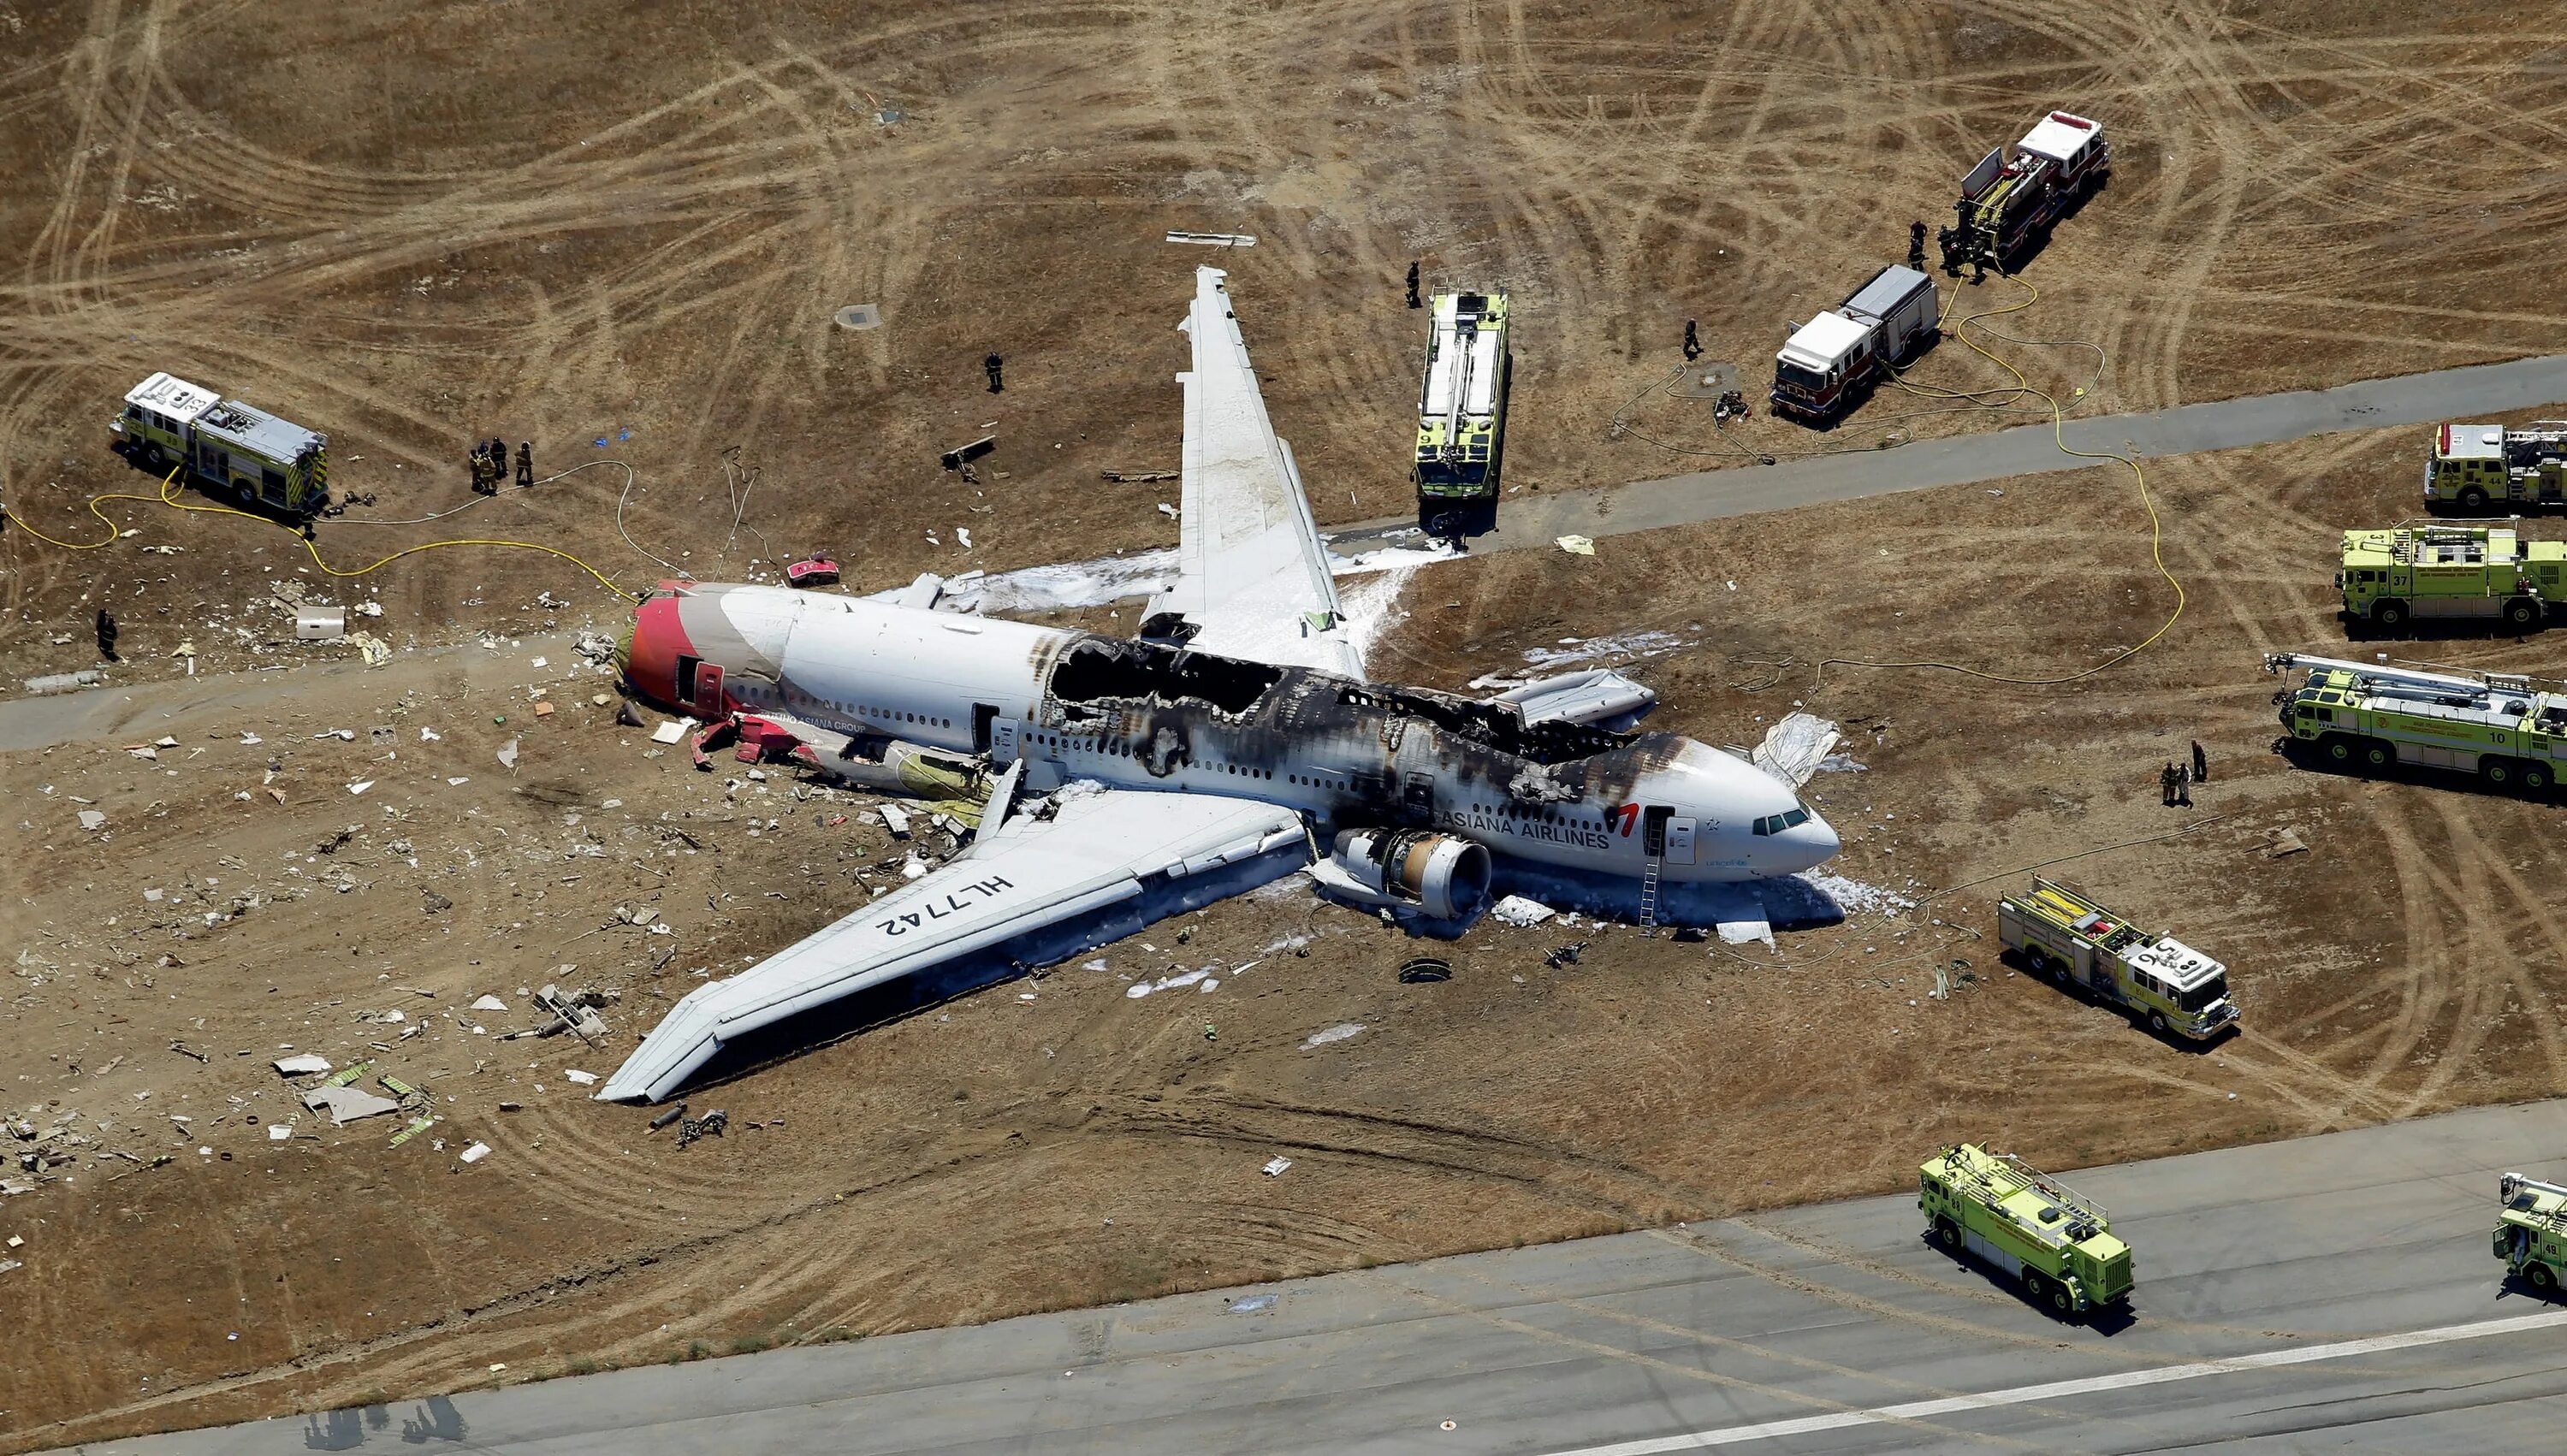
[1023,634,1832,883]
[621,583,1839,884]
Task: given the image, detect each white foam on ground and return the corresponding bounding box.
[1126,967,1216,999]
[1301,1022,1365,1049]
[968,550,1178,613]
[1330,542,1461,577]
[1336,566,1417,668]
[1805,873,1917,918]
[1523,630,1694,669]
[946,538,1455,619]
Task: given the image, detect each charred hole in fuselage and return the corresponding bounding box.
[1047,638,1284,716]
[1337,683,1637,767]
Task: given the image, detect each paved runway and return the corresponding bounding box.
[1326,351,2567,557]
[58,1098,2567,1454]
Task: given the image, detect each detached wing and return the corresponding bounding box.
[599,789,1307,1101]
[1144,266,1367,679]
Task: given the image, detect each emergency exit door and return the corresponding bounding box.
[692,662,725,718]
[1663,815,1697,866]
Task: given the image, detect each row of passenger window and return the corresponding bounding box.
[807,691,951,731]
[1020,727,1355,790]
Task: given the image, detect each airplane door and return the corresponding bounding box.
[988,718,1018,763]
[1401,771,1436,825]
[1665,815,1697,866]
[972,703,1001,754]
[692,662,725,718]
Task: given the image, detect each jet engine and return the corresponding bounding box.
[1316,827,1493,921]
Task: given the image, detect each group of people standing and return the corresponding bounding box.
[470,438,532,494]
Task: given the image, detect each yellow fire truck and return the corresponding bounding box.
[2425,421,2567,512]
[1998,878,2238,1041]
[1922,1143,2135,1317]
[111,371,330,518]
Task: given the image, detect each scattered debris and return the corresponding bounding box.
[1300,1023,1365,1050]
[649,1104,689,1133]
[169,1041,210,1064]
[293,607,348,641]
[1260,1156,1293,1176]
[348,633,391,666]
[533,984,609,1044]
[272,1054,333,1077]
[940,435,997,471]
[1100,469,1178,484]
[1555,535,1596,556]
[25,670,104,695]
[564,1069,597,1086]
[1229,1293,1278,1313]
[786,557,841,589]
[470,994,509,1013]
[459,1142,491,1165]
[301,1085,401,1126]
[650,719,689,745]
[1165,231,1259,247]
[2264,826,2309,858]
[676,1109,729,1148]
[1397,957,1452,984]
[1544,942,1588,968]
[1752,713,1843,789]
[1489,896,1556,927]
[496,737,520,771]
[76,809,106,832]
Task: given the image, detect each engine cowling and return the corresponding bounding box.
[1327,828,1493,921]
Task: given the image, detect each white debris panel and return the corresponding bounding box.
[1751,713,1841,790]
[1489,668,1658,729]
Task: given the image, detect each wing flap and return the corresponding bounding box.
[599,788,1307,1100]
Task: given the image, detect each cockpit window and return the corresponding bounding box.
[1750,806,1813,837]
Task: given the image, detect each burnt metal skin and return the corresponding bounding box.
[624,583,1836,884]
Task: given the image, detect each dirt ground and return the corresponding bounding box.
[9,0,2567,1447]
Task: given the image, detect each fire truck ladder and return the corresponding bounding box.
[1437,316,1480,468]
[1989,1151,2108,1239]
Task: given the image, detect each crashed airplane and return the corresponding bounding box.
[598,267,1840,1101]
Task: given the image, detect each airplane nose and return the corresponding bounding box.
[1780,811,1841,872]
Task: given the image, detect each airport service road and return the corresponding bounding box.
[1325,351,2567,559]
[60,1098,2567,1456]
[0,634,578,755]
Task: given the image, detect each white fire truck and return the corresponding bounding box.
[1769,264,1939,423]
